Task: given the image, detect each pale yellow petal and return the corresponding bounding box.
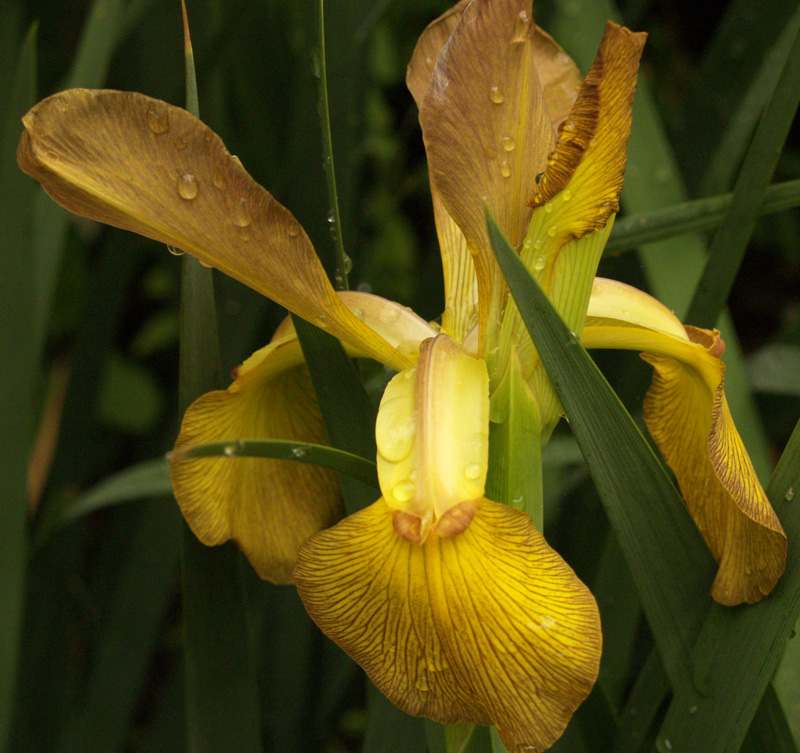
[18,89,408,372]
[171,335,342,583]
[581,292,786,605]
[376,335,489,540]
[294,497,601,752]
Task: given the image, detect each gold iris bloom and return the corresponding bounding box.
[17,0,786,749]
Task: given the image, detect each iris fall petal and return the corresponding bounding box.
[171,335,342,584]
[294,497,601,753]
[582,279,787,605]
[17,89,408,372]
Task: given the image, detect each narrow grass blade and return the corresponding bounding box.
[33,458,172,547]
[53,501,181,753]
[656,418,800,753]
[179,12,262,751]
[178,438,378,487]
[605,179,800,255]
[33,0,127,353]
[293,316,378,515]
[315,0,349,289]
[488,211,715,688]
[741,685,799,753]
[685,14,800,329]
[0,23,37,753]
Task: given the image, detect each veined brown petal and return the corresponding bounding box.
[582,280,787,605]
[171,334,342,583]
[295,497,601,752]
[18,89,409,372]
[419,0,557,349]
[407,1,582,344]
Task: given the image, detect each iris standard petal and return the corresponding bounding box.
[18,89,409,372]
[407,1,582,343]
[171,334,342,584]
[294,497,601,753]
[419,0,557,346]
[582,279,787,605]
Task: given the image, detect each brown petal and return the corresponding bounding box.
[18,89,408,372]
[419,0,557,345]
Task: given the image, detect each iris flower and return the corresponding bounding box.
[18,0,785,749]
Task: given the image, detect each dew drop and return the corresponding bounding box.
[561,119,577,133]
[315,314,329,328]
[343,254,353,274]
[292,445,308,458]
[174,137,188,150]
[544,202,554,213]
[378,307,400,324]
[233,197,252,227]
[500,160,511,178]
[786,487,795,501]
[212,173,227,190]
[547,225,558,237]
[523,239,532,252]
[562,189,572,201]
[354,307,365,320]
[501,135,516,152]
[393,480,415,502]
[489,86,505,104]
[464,463,483,480]
[512,496,524,506]
[415,675,430,692]
[513,9,531,41]
[147,107,170,134]
[177,173,199,200]
[534,239,543,250]
[287,222,300,238]
[689,705,698,715]
[167,245,185,257]
[224,443,239,457]
[534,256,546,271]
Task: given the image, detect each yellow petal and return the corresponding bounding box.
[294,497,601,752]
[419,0,558,347]
[582,281,786,605]
[376,334,489,540]
[171,334,342,583]
[527,23,645,226]
[18,89,408,372]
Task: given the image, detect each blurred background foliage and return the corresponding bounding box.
[1,0,799,751]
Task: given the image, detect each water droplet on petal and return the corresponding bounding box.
[513,9,531,41]
[534,239,543,250]
[547,225,557,237]
[544,202,554,213]
[212,172,227,190]
[415,675,429,692]
[177,173,198,200]
[315,314,329,328]
[464,463,483,479]
[287,222,300,238]
[501,135,516,152]
[174,137,188,150]
[232,197,252,227]
[167,245,185,256]
[522,239,532,252]
[147,107,170,134]
[393,480,415,502]
[534,256,546,271]
[562,189,572,201]
[489,86,505,104]
[500,160,511,178]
